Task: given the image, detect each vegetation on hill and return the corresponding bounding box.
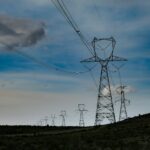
[0,113,150,150]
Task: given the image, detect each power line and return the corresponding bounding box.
[51,0,94,56]
[83,64,99,90]
[6,48,96,75]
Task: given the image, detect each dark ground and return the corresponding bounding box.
[0,113,150,150]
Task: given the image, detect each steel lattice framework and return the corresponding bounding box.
[81,37,127,125]
[60,110,66,126]
[44,116,49,126]
[77,104,88,127]
[116,86,129,121]
[51,114,56,126]
[113,64,130,121]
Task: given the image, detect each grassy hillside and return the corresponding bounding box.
[0,113,150,150]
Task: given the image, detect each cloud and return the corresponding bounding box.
[116,85,136,95]
[0,14,45,49]
[0,71,85,93]
[101,85,135,96]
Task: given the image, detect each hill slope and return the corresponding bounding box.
[0,113,150,150]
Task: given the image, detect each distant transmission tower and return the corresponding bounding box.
[81,37,126,125]
[51,114,56,126]
[113,64,130,121]
[44,116,49,126]
[38,119,43,126]
[116,86,130,121]
[77,104,88,127]
[60,110,66,126]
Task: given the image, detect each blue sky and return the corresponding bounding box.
[0,0,149,126]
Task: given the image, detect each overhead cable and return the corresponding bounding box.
[9,48,96,75]
[51,0,94,56]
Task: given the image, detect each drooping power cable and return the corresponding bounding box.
[7,48,96,75]
[51,0,94,56]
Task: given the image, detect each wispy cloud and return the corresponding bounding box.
[0,72,87,93]
[101,85,135,97]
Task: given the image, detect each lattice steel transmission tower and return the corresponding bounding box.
[81,37,126,125]
[113,64,130,121]
[44,116,49,126]
[60,110,66,126]
[77,104,88,127]
[51,114,56,126]
[38,119,43,126]
[116,86,130,121]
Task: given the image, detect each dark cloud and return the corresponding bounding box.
[0,22,17,35]
[0,14,45,49]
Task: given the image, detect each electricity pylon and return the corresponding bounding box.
[113,64,130,121]
[44,116,49,126]
[116,86,130,121]
[38,119,43,126]
[51,114,56,126]
[81,37,127,125]
[77,104,88,127]
[60,110,66,126]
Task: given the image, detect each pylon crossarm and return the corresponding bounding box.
[93,37,116,44]
[80,56,102,63]
[109,56,127,61]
